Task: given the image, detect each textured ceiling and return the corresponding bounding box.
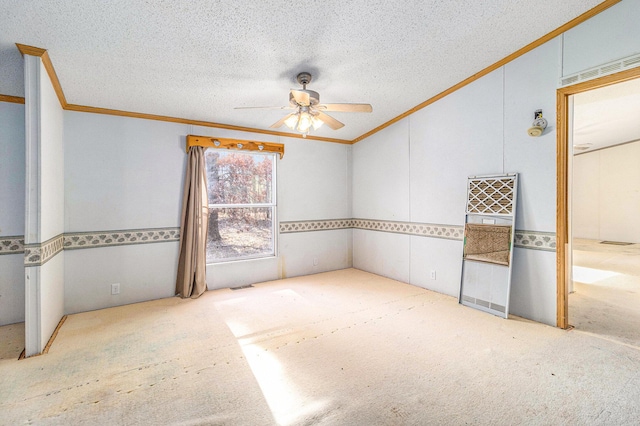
[1,0,605,141]
[573,77,640,154]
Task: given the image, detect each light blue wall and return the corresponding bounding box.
[0,101,25,325]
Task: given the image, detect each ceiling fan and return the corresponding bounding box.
[235,72,372,137]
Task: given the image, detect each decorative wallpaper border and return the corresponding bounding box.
[352,219,465,240]
[513,230,556,251]
[24,234,64,266]
[279,219,352,233]
[280,219,465,241]
[1,227,181,263]
[64,227,180,250]
[3,223,556,257]
[280,219,556,252]
[0,236,24,255]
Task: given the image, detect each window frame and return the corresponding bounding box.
[205,148,277,264]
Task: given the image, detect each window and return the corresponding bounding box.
[205,149,276,263]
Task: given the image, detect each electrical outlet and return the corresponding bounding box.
[313,257,318,266]
[111,283,120,295]
[430,270,436,280]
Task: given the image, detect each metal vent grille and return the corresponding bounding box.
[623,56,640,67]
[561,53,640,86]
[600,63,621,74]
[461,295,505,313]
[467,176,516,215]
[580,69,599,80]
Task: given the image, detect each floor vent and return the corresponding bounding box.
[231,284,255,290]
[561,53,640,86]
[600,241,633,246]
[461,296,506,314]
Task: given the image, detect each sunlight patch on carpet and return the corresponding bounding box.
[240,343,328,425]
[573,266,621,284]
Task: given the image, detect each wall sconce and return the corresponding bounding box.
[527,110,547,137]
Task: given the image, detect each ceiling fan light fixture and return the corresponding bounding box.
[284,113,300,130]
[311,115,324,130]
[246,72,371,136]
[297,111,312,132]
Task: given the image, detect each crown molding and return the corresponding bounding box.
[13,44,351,144]
[15,44,47,57]
[0,94,25,104]
[16,43,68,108]
[64,103,351,144]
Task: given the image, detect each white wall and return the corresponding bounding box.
[0,101,25,326]
[0,255,25,325]
[353,229,410,283]
[0,102,25,236]
[39,67,65,243]
[572,150,600,239]
[563,1,640,77]
[64,112,186,232]
[23,55,65,355]
[353,120,410,222]
[573,141,640,243]
[64,113,186,312]
[351,0,640,326]
[63,116,353,312]
[277,136,351,222]
[353,53,560,323]
[4,0,640,328]
[410,69,505,226]
[39,254,64,347]
[203,131,353,289]
[64,243,179,313]
[353,42,562,325]
[502,35,561,325]
[37,57,65,350]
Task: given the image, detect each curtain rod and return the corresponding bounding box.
[186,135,284,159]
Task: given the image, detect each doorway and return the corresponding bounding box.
[557,66,640,337]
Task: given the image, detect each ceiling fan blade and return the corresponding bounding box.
[317,103,373,113]
[270,113,295,129]
[234,106,294,110]
[291,90,310,106]
[316,112,344,130]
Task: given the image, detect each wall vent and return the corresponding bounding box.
[623,56,640,67]
[579,69,599,80]
[600,63,621,74]
[561,53,640,86]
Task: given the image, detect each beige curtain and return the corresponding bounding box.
[176,146,209,298]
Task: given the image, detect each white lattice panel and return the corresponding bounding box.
[466,176,516,216]
[460,173,518,319]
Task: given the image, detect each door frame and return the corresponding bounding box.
[556,66,640,328]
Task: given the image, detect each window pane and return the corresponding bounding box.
[205,151,273,205]
[206,207,274,262]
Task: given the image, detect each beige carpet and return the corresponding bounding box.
[571,239,640,347]
[2,268,640,425]
[0,322,24,360]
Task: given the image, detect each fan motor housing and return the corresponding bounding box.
[290,90,320,106]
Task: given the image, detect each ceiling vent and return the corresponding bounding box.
[560,53,640,87]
